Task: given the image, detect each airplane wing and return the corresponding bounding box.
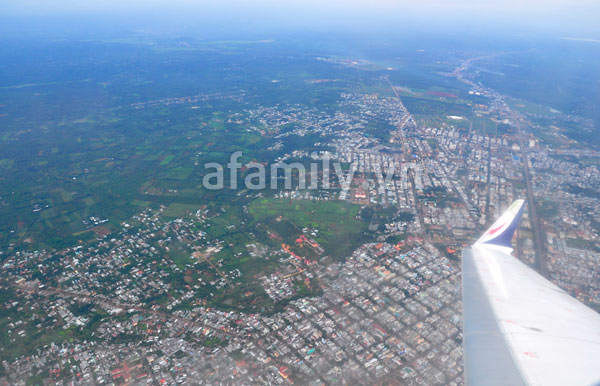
[462,199,600,386]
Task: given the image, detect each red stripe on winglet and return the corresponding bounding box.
[488,224,504,235]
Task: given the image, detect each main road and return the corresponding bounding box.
[513,112,549,277]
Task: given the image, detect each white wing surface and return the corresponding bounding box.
[462,199,600,386]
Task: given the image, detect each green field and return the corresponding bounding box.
[249,198,371,260]
[159,154,175,166]
[162,203,202,218]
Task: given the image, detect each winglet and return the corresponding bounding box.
[474,199,526,248]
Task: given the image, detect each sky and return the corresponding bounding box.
[1,0,599,39]
[1,0,598,13]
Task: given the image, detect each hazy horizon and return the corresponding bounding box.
[1,0,599,40]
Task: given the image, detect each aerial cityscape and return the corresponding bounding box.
[0,0,599,385]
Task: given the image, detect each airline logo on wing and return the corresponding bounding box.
[475,199,526,248]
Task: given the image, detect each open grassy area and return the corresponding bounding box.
[162,203,202,218]
[249,198,371,260]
